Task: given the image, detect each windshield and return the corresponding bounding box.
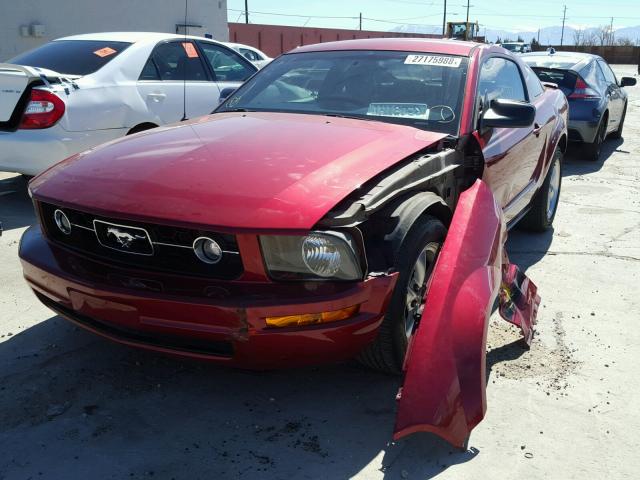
[9,40,131,76]
[217,50,469,135]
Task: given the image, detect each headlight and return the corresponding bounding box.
[260,231,364,281]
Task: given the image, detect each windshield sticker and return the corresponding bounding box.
[367,103,429,119]
[93,47,117,58]
[182,42,199,58]
[404,55,462,68]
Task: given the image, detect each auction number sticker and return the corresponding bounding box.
[404,55,462,67]
[94,47,117,58]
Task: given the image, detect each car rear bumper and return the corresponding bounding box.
[568,119,599,144]
[0,126,127,176]
[19,225,398,369]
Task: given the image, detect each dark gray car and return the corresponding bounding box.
[522,50,636,161]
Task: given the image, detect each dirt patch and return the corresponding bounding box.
[487,311,580,396]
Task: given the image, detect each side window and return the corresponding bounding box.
[522,63,544,98]
[580,61,607,91]
[197,42,255,82]
[597,60,617,85]
[240,48,260,61]
[478,57,527,104]
[151,41,208,81]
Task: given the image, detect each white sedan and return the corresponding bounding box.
[0,32,257,176]
[224,42,272,69]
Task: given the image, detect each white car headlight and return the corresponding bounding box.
[260,231,364,281]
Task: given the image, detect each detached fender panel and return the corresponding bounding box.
[393,179,539,448]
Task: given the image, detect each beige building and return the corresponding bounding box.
[0,0,228,61]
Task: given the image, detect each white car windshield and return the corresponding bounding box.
[217,50,469,135]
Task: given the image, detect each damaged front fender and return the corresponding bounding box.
[393,179,540,448]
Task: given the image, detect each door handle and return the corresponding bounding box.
[533,123,542,137]
[147,92,166,102]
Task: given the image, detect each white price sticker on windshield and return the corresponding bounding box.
[404,55,462,68]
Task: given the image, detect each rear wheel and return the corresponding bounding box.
[520,148,562,232]
[584,116,607,161]
[357,215,446,374]
[610,103,627,139]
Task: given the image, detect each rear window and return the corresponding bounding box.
[530,67,577,96]
[522,56,578,70]
[9,40,131,76]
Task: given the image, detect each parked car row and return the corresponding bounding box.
[0,32,260,175]
[521,49,635,161]
[18,37,563,448]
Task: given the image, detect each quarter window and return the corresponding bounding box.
[478,57,527,103]
[197,42,255,82]
[597,59,617,85]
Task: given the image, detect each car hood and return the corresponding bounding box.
[31,112,447,231]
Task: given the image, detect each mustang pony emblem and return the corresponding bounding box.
[106,227,147,248]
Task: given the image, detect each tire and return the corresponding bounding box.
[584,116,607,161]
[357,215,446,374]
[520,148,562,232]
[609,103,626,139]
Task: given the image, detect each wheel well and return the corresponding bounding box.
[361,191,452,272]
[127,122,159,135]
[558,134,567,153]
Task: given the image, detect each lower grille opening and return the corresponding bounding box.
[36,292,234,358]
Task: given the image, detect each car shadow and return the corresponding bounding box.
[506,226,553,274]
[562,137,625,177]
[0,315,478,479]
[0,173,35,232]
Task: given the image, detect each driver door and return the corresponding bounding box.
[476,56,543,223]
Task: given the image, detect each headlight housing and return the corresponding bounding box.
[260,231,364,281]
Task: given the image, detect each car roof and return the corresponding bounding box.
[292,38,480,56]
[54,32,219,44]
[521,50,599,69]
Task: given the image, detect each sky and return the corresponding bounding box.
[227,0,640,34]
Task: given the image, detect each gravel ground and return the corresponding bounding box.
[0,65,639,480]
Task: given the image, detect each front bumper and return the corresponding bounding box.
[0,126,127,176]
[19,226,398,369]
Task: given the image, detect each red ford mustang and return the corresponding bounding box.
[20,39,567,447]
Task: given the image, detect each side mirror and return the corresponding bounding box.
[620,77,637,88]
[481,98,535,130]
[218,87,236,104]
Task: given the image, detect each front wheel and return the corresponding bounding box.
[520,148,562,232]
[357,215,446,374]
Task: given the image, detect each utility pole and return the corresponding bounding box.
[359,12,362,31]
[465,0,471,40]
[442,0,447,37]
[609,17,614,45]
[244,0,249,24]
[560,5,567,46]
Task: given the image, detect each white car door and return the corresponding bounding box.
[195,41,257,99]
[136,40,223,124]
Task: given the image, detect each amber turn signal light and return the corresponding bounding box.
[265,304,360,328]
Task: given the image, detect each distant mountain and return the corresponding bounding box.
[391,24,640,46]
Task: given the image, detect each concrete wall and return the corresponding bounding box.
[229,23,440,58]
[0,0,229,61]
